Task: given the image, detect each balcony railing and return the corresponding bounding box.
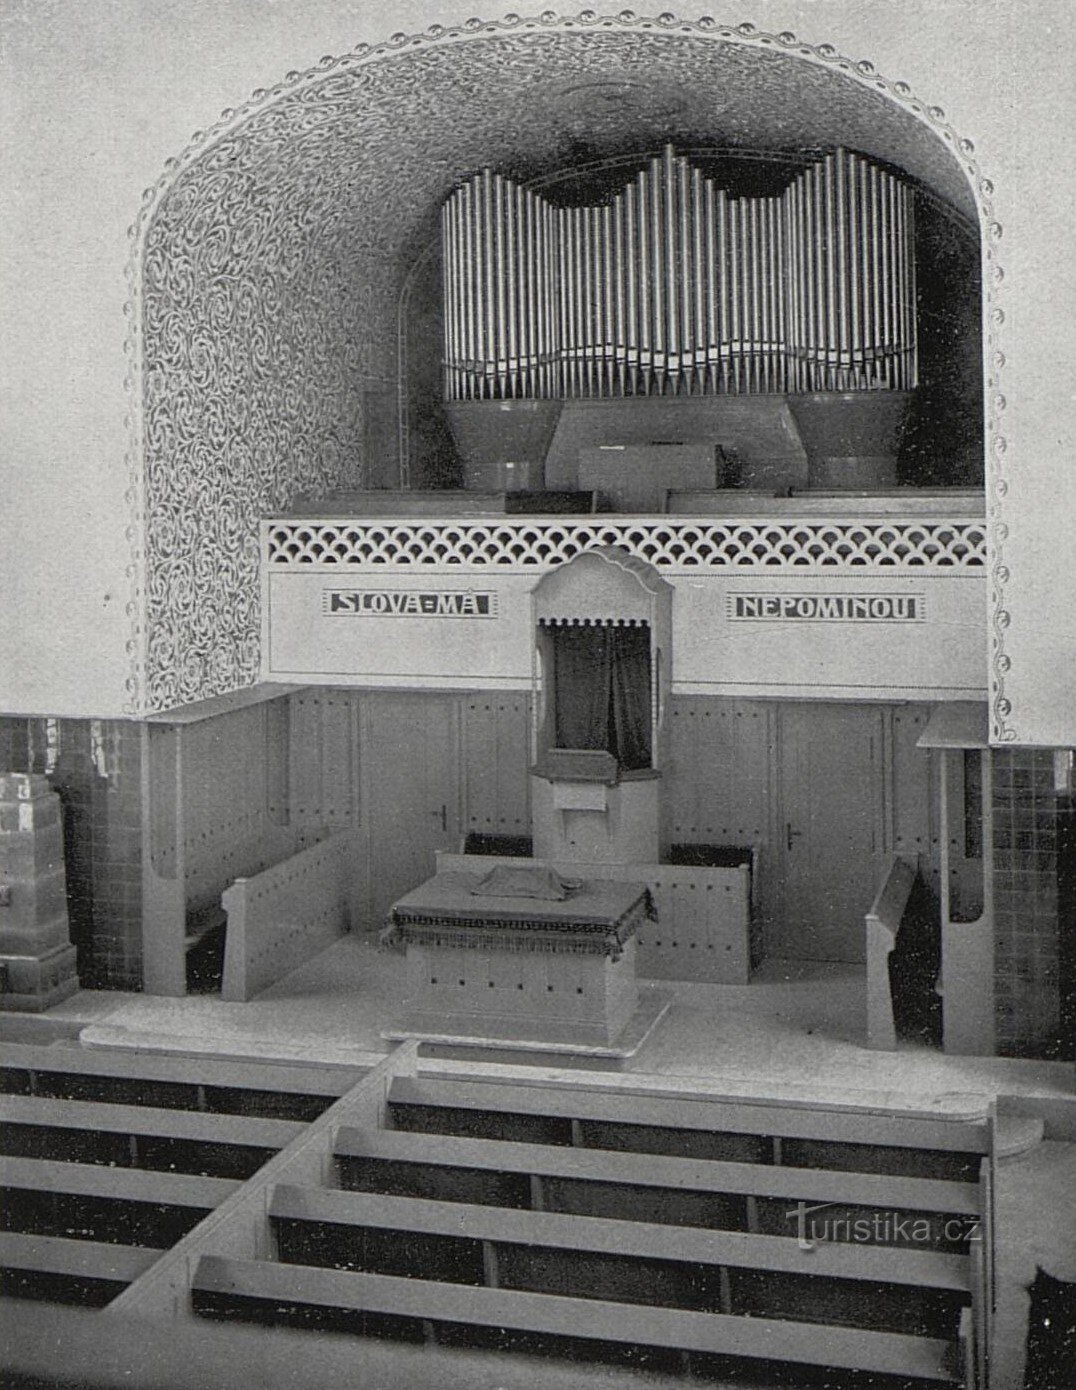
[265,499,986,574]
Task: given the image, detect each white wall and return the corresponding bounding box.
[3,1,1073,741]
[0,0,477,717]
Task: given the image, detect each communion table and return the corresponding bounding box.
[381,866,669,1056]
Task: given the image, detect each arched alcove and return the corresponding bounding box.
[131,12,990,715]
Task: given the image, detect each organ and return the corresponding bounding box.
[441,145,917,403]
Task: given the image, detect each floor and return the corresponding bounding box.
[33,935,1074,1114]
[16,935,1076,1390]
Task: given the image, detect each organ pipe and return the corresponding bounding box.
[441,146,917,401]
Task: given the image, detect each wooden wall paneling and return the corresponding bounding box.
[726,702,771,849]
[773,704,886,964]
[486,695,520,836]
[462,696,532,841]
[182,706,282,914]
[668,699,709,842]
[285,689,365,924]
[759,701,781,963]
[348,690,362,831]
[265,698,291,829]
[667,698,769,848]
[360,692,463,927]
[462,697,497,836]
[312,691,357,831]
[287,692,325,834]
[141,724,186,996]
[888,705,940,892]
[667,696,774,968]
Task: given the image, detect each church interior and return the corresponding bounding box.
[2,5,1074,1388]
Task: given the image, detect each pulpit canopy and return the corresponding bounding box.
[532,546,673,631]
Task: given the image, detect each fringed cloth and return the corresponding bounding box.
[381,870,655,962]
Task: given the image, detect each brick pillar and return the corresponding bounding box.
[0,771,80,1010]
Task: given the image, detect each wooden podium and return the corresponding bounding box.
[531,751,661,864]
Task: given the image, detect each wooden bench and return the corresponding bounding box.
[866,855,918,1049]
[0,1041,363,1121]
[221,831,357,1002]
[387,1076,990,1180]
[1,1171,229,1249]
[192,1254,962,1383]
[0,1230,160,1284]
[269,1182,971,1293]
[0,1155,238,1210]
[0,1094,303,1178]
[334,1125,983,1245]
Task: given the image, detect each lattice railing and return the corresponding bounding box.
[265,518,986,571]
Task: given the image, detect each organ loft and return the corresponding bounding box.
[4,11,1075,1390]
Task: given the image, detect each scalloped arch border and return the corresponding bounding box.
[123,8,1010,736]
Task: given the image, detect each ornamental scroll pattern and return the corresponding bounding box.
[141,190,398,709]
[132,12,1001,719]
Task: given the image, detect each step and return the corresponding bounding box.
[269,1183,972,1292]
[387,1076,990,1172]
[0,1230,159,1283]
[192,1255,960,1382]
[335,1126,983,1216]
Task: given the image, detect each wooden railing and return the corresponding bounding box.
[221,830,358,1002]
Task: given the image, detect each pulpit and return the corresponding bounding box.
[530,547,672,863]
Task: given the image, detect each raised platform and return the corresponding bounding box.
[22,937,1073,1110]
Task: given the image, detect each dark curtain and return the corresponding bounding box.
[552,623,651,771]
[608,626,651,770]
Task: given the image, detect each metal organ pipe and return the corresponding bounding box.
[702,179,716,393]
[601,203,614,397]
[847,152,862,388]
[612,200,623,396]
[648,157,663,392]
[623,183,638,395]
[441,147,917,400]
[695,170,711,397]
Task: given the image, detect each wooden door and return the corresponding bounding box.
[362,693,461,925]
[773,704,884,963]
[462,694,532,846]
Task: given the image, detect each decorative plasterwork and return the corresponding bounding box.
[125,10,1004,726]
[265,518,987,572]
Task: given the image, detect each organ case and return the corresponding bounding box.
[441,146,917,403]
